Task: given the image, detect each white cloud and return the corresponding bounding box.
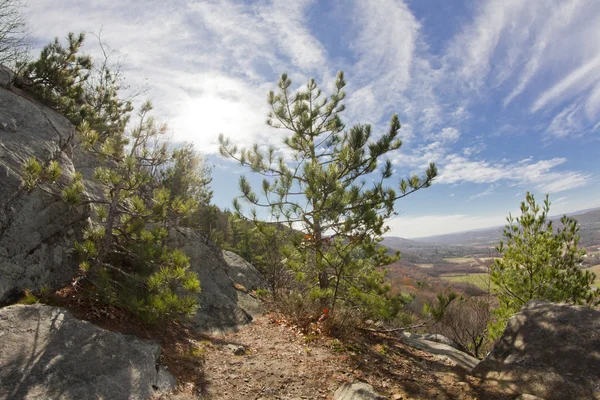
[346,0,446,135]
[443,0,600,138]
[23,0,329,155]
[438,127,460,143]
[463,143,485,156]
[445,0,530,90]
[532,54,600,113]
[545,103,584,139]
[504,0,584,106]
[21,0,599,216]
[438,155,590,193]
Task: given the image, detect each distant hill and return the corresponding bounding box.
[386,207,600,251]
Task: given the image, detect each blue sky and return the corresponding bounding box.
[25,0,600,238]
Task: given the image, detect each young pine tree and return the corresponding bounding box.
[17,32,133,135]
[74,102,201,322]
[219,72,437,318]
[21,34,203,323]
[489,192,599,337]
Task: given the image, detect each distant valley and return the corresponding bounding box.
[382,207,600,292]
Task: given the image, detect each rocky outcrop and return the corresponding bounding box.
[0,86,88,305]
[0,304,175,399]
[333,382,386,400]
[473,301,600,400]
[170,229,267,332]
[0,83,267,331]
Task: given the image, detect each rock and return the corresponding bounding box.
[420,333,461,349]
[0,65,13,88]
[473,301,600,400]
[516,394,546,400]
[227,344,247,355]
[0,304,175,399]
[0,86,89,305]
[169,228,268,332]
[333,382,386,400]
[404,332,464,351]
[400,332,479,370]
[222,250,267,291]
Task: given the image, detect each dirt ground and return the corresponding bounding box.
[44,290,511,400]
[164,314,511,400]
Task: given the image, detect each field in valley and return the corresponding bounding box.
[382,208,600,294]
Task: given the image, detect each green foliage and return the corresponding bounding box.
[61,172,84,205]
[221,215,297,294]
[18,32,132,134]
[161,143,213,208]
[19,33,209,324]
[219,71,437,320]
[18,32,91,122]
[489,192,599,337]
[19,290,39,305]
[423,290,459,321]
[73,104,203,322]
[22,157,42,189]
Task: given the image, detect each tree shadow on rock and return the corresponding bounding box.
[0,304,168,400]
[473,301,600,400]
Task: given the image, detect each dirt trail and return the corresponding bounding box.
[170,314,511,400]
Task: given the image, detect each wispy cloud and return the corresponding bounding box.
[463,143,486,156]
[468,184,496,201]
[438,155,590,193]
[24,0,330,152]
[544,103,585,139]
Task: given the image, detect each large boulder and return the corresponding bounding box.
[0,304,175,399]
[170,229,268,332]
[473,301,600,400]
[0,86,89,305]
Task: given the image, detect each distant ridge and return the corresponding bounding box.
[386,207,600,249]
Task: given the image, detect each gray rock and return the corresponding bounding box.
[400,332,479,370]
[226,344,247,355]
[516,395,546,400]
[0,304,175,400]
[405,332,464,351]
[222,250,267,291]
[169,229,267,332]
[333,382,386,400]
[0,86,89,305]
[473,301,600,400]
[0,65,14,88]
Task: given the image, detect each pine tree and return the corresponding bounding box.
[219,72,437,318]
[74,102,201,322]
[17,32,133,134]
[489,192,599,337]
[21,34,205,323]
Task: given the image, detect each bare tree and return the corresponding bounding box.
[0,0,29,68]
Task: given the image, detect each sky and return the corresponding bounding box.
[23,0,600,238]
